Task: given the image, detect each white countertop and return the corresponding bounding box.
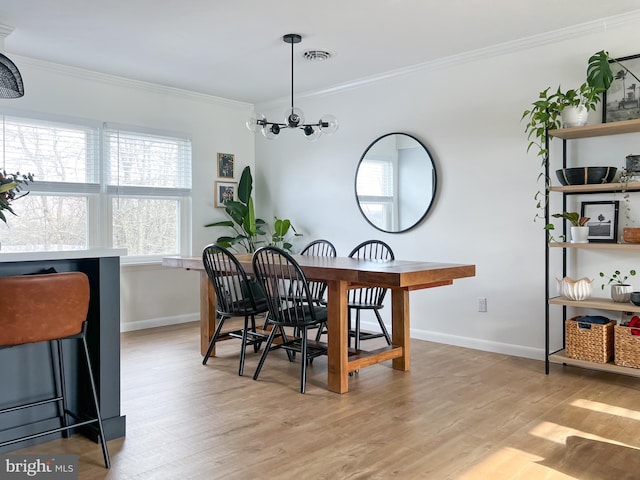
[0,248,127,263]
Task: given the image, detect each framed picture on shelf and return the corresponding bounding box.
[215,181,237,208]
[602,53,640,123]
[580,200,619,243]
[217,153,234,178]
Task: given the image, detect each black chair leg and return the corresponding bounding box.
[81,334,110,469]
[375,310,392,345]
[300,328,308,394]
[314,320,328,341]
[251,315,261,352]
[355,309,362,351]
[239,315,250,376]
[202,316,227,365]
[253,327,278,381]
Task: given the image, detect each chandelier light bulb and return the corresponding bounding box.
[303,125,322,141]
[261,123,280,140]
[285,107,305,128]
[246,112,266,133]
[319,114,339,134]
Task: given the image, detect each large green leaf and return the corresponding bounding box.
[0,181,18,194]
[587,50,613,90]
[273,218,291,237]
[224,201,248,226]
[203,220,234,228]
[237,166,253,205]
[243,196,256,236]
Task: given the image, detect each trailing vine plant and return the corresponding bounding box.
[522,84,601,240]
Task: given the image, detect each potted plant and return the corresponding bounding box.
[551,211,590,243]
[205,166,301,253]
[522,84,601,230]
[0,170,33,224]
[600,269,637,302]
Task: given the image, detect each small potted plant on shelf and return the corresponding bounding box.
[600,269,636,303]
[551,211,590,243]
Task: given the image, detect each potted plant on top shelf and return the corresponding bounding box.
[551,211,590,243]
[522,83,601,230]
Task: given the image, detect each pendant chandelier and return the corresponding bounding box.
[246,33,338,141]
[0,25,24,99]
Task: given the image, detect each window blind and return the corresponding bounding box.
[103,127,192,197]
[1,115,100,193]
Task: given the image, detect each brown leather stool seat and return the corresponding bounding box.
[0,272,110,468]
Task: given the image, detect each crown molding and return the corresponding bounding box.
[256,9,640,110]
[11,54,253,109]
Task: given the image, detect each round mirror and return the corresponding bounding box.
[355,133,437,233]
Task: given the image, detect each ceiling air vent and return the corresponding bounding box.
[302,50,332,62]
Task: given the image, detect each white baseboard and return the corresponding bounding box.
[120,313,199,332]
[121,316,544,361]
[359,320,544,361]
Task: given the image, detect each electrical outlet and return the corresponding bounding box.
[478,297,487,312]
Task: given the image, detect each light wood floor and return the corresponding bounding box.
[12,321,640,479]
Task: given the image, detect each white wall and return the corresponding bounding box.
[0,58,255,331]
[5,14,640,357]
[253,17,640,359]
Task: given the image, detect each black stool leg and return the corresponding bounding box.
[53,340,70,438]
[81,332,110,469]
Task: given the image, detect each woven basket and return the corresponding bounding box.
[614,324,640,368]
[565,317,615,363]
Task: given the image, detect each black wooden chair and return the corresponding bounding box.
[252,246,328,393]
[202,244,270,376]
[0,272,110,468]
[348,240,394,350]
[300,239,337,340]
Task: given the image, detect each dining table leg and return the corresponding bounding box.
[326,279,349,393]
[391,288,410,371]
[200,271,217,357]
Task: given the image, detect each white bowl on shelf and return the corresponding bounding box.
[556,277,593,301]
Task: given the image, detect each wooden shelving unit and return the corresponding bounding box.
[545,120,640,378]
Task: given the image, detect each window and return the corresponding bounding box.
[0,114,192,261]
[356,158,394,230]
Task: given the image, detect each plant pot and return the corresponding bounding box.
[570,226,589,243]
[561,105,588,128]
[556,277,593,300]
[611,284,633,303]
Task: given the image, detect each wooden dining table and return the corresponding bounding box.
[163,254,475,393]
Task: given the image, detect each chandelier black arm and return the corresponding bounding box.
[256,120,328,129]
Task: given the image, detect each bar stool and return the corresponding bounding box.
[0,272,110,468]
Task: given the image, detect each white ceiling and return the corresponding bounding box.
[1,1,640,104]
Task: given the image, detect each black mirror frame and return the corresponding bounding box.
[354,132,437,234]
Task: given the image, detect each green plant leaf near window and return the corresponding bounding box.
[205,166,301,253]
